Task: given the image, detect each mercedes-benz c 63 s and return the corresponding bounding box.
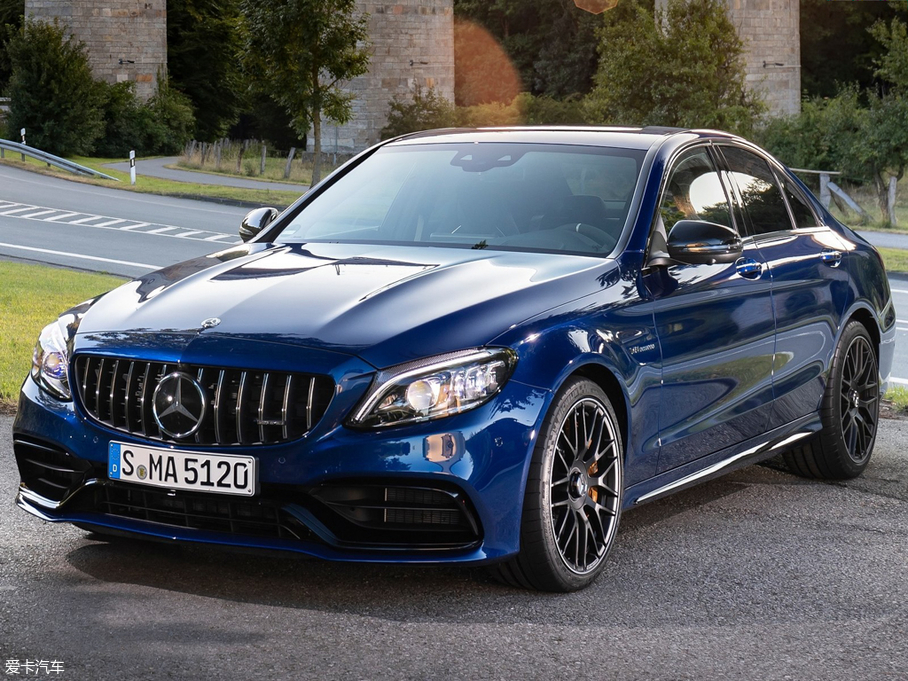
[14,128,896,591]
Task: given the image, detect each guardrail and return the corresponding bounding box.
[0,138,119,181]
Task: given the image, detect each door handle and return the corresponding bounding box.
[735,257,763,280]
[821,249,843,267]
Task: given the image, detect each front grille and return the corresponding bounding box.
[14,437,94,503]
[74,355,334,446]
[85,484,315,541]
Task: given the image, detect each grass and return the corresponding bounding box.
[0,261,124,411]
[878,247,908,275]
[826,179,908,234]
[177,142,343,186]
[886,386,908,416]
[0,153,302,208]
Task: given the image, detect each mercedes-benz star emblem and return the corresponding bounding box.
[201,317,221,329]
[152,372,207,439]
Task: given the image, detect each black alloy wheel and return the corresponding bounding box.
[492,378,623,592]
[784,320,880,479]
[838,332,879,465]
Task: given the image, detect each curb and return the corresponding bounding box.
[173,194,292,211]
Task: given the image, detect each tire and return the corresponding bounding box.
[783,320,880,479]
[491,378,624,592]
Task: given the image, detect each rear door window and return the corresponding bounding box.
[721,146,793,236]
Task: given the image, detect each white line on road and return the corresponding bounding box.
[892,288,908,294]
[43,212,80,222]
[0,200,233,242]
[0,242,161,270]
[890,377,908,386]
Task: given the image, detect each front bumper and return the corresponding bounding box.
[13,374,550,565]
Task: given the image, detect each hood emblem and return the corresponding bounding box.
[201,317,221,329]
[152,372,207,439]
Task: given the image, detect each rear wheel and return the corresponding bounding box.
[492,378,623,592]
[784,321,879,479]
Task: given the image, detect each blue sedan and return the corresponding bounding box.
[14,128,896,591]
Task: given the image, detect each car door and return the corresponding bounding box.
[717,145,849,428]
[644,145,776,474]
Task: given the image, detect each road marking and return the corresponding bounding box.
[892,288,908,294]
[44,212,80,222]
[890,377,908,386]
[18,209,56,219]
[0,241,162,270]
[0,199,235,243]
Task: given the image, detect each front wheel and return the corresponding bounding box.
[492,378,624,592]
[784,320,880,479]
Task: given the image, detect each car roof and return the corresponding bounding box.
[383,126,739,152]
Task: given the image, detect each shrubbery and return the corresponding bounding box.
[3,18,194,158]
[6,19,104,156]
[584,0,763,136]
[381,85,456,139]
[381,88,587,139]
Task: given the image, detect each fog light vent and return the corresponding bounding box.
[310,481,482,548]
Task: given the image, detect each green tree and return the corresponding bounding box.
[168,0,243,141]
[381,85,457,139]
[800,0,905,98]
[240,0,370,184]
[845,91,908,224]
[0,0,25,94]
[6,19,103,155]
[584,0,762,135]
[760,85,908,225]
[870,15,908,90]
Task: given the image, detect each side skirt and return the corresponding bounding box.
[624,413,821,508]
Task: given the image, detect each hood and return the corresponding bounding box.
[76,242,615,368]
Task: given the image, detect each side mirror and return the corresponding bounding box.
[666,219,742,265]
[239,207,278,242]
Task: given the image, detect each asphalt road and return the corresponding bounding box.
[1,413,906,680]
[0,164,254,278]
[890,275,908,384]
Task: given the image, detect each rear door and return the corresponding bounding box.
[646,145,776,474]
[717,144,849,427]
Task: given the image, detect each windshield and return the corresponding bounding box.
[276,142,644,256]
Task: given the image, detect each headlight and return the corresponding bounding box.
[349,348,517,428]
[30,301,92,401]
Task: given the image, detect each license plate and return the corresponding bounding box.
[108,442,257,497]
